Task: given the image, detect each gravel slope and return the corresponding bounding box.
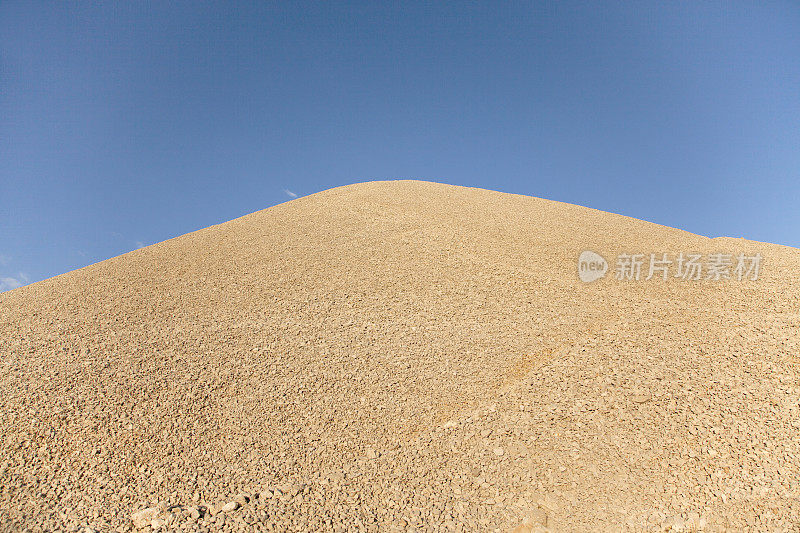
[1,180,799,532]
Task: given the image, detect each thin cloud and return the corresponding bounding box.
[0,272,30,292]
[283,189,298,198]
[0,276,23,292]
[135,241,145,249]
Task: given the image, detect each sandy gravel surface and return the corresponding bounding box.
[1,180,799,532]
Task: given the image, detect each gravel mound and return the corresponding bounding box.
[1,180,799,531]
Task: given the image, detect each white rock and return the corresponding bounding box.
[220,501,239,513]
[130,507,160,529]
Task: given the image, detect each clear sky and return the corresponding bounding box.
[2,2,799,291]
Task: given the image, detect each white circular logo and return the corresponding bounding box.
[578,251,608,283]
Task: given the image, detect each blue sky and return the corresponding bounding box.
[2,2,799,291]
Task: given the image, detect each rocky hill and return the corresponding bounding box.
[1,181,799,531]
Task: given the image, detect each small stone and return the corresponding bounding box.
[493,447,504,456]
[527,507,548,526]
[130,507,160,529]
[150,518,165,530]
[220,501,239,513]
[662,515,685,531]
[366,448,377,459]
[686,512,701,529]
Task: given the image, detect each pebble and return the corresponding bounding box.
[130,507,160,529]
[220,501,239,513]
